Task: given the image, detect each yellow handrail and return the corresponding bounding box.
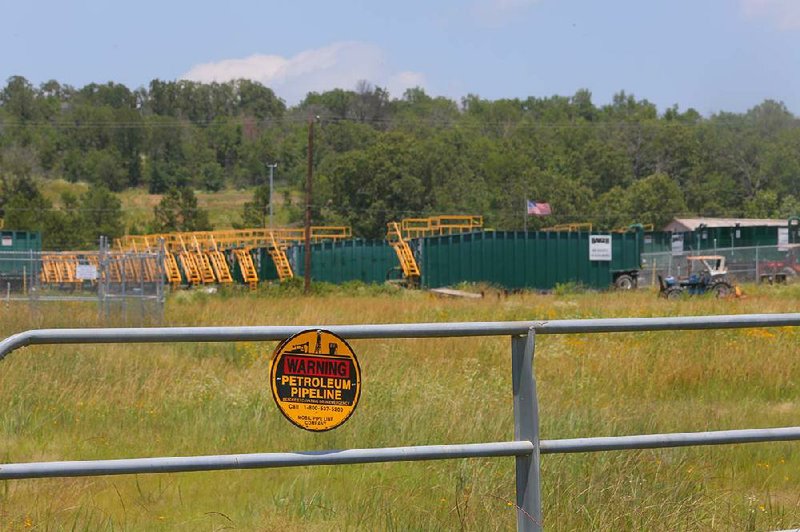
[116,226,352,253]
[541,223,593,232]
[399,215,483,240]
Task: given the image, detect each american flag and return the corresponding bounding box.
[527,200,551,216]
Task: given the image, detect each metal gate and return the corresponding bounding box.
[2,313,800,531]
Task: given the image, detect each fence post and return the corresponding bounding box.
[157,240,166,323]
[512,328,542,531]
[98,236,106,318]
[755,246,760,282]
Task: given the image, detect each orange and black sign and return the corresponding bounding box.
[270,329,361,432]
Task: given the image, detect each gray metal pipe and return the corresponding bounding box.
[512,330,542,532]
[4,425,799,480]
[2,313,799,361]
[0,441,534,480]
[540,426,800,454]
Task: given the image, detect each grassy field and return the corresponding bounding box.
[1,284,800,530]
[115,188,260,230]
[41,180,298,231]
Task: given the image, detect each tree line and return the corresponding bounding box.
[1,75,799,247]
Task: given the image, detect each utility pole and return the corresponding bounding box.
[304,116,314,294]
[267,163,277,228]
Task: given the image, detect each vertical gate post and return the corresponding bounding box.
[512,328,542,531]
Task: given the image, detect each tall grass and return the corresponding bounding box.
[1,284,800,530]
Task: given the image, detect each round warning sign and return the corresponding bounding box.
[270,329,361,432]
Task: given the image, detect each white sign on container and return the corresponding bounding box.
[589,235,612,261]
[778,227,789,251]
[75,264,98,280]
[671,234,684,256]
[1,237,11,246]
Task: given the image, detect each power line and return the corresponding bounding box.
[1,114,796,130]
[0,204,760,220]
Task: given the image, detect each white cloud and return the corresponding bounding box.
[742,0,800,30]
[471,0,540,27]
[387,71,427,97]
[180,41,426,103]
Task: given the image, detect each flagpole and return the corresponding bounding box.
[524,198,528,233]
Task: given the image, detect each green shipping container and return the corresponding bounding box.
[419,230,643,290]
[291,239,399,284]
[645,222,800,254]
[257,248,280,282]
[0,230,42,277]
[228,248,261,285]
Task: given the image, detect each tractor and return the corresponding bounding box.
[758,244,800,284]
[658,255,734,299]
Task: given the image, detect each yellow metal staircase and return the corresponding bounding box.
[208,250,233,283]
[112,225,353,288]
[201,236,231,284]
[164,253,182,286]
[56,255,78,284]
[196,252,217,284]
[179,252,201,285]
[132,236,179,286]
[386,222,420,286]
[124,243,147,282]
[40,255,81,285]
[191,237,217,284]
[142,257,158,282]
[206,235,233,284]
[40,255,61,284]
[233,248,259,289]
[108,257,122,282]
[177,236,202,285]
[122,255,139,281]
[269,233,294,281]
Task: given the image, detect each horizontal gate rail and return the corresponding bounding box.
[539,427,800,454]
[0,441,534,480]
[2,312,800,531]
[1,313,799,361]
[4,426,800,480]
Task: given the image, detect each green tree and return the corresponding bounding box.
[1,175,51,231]
[1,76,38,122]
[80,184,124,242]
[197,161,225,192]
[322,132,425,238]
[301,88,356,119]
[0,175,85,248]
[239,185,271,228]
[779,195,800,217]
[683,172,739,216]
[624,173,688,228]
[207,116,242,175]
[744,190,779,218]
[235,79,285,119]
[83,148,128,191]
[152,187,212,232]
[46,192,85,250]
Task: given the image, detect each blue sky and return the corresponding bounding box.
[2,0,800,114]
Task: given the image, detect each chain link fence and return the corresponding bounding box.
[0,237,165,322]
[640,244,800,287]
